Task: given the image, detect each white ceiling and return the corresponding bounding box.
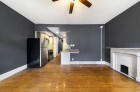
[1,0,139,24]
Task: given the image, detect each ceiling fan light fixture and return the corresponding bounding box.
[52,0,59,2]
[70,0,77,2]
[52,0,92,14]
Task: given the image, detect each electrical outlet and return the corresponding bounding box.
[72,58,74,61]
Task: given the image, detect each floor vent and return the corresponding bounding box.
[121,65,128,75]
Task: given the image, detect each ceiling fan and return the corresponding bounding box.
[52,0,92,14]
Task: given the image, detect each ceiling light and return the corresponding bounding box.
[56,31,59,33]
[70,0,75,2]
[70,0,77,2]
[53,0,92,14]
[63,35,66,36]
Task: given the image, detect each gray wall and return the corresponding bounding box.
[0,1,35,74]
[35,24,105,61]
[105,1,140,63]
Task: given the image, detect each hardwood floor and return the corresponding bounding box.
[0,55,140,92]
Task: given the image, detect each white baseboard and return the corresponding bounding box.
[70,61,80,64]
[105,62,111,67]
[136,77,140,82]
[0,64,27,81]
[70,61,106,64]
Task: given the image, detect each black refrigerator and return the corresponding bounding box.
[27,38,48,68]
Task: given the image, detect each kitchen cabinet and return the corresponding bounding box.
[61,49,80,65]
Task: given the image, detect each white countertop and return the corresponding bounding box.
[61,49,80,53]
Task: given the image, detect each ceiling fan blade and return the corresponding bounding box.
[52,0,59,2]
[69,2,75,14]
[78,0,92,7]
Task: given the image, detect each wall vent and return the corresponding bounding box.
[121,65,128,75]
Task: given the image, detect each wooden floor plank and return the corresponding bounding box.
[0,55,140,92]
